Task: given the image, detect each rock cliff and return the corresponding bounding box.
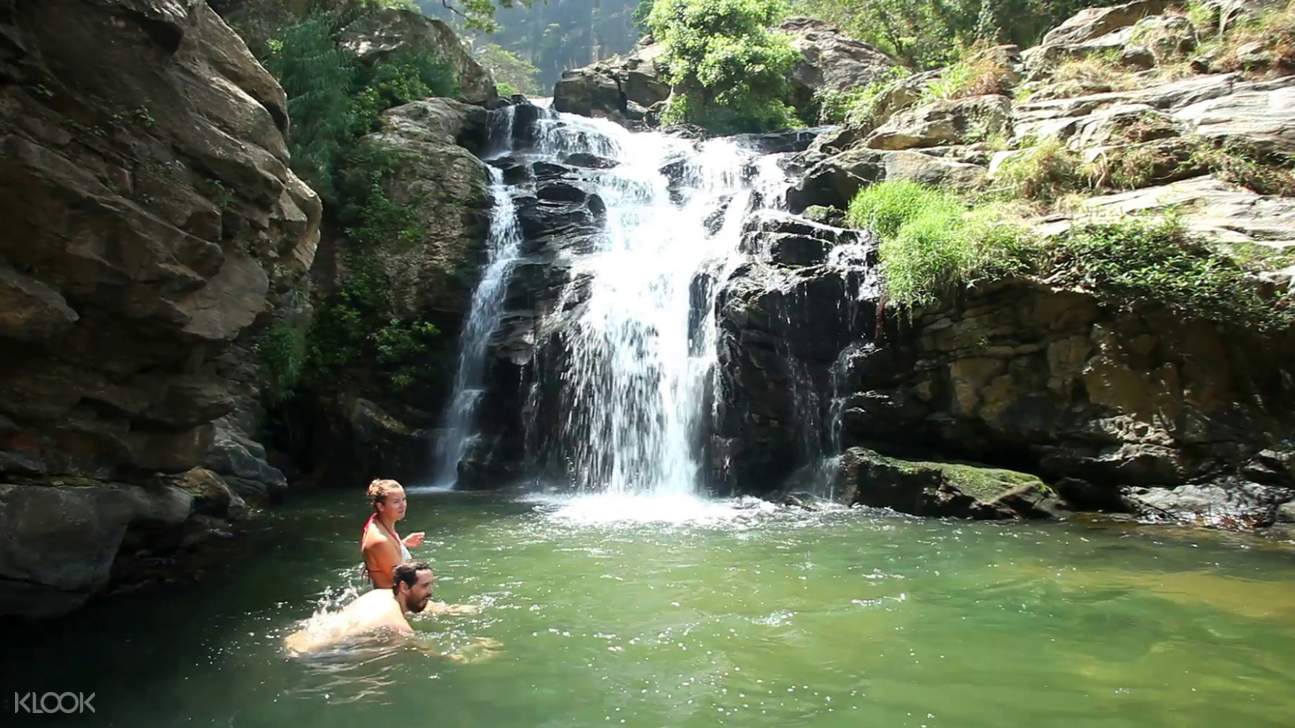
[0,0,320,617]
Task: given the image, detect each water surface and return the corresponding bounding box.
[5,490,1295,727]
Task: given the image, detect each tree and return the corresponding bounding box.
[647,0,801,132]
[265,14,357,201]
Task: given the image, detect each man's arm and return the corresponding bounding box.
[424,601,479,616]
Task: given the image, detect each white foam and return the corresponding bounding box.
[521,492,791,526]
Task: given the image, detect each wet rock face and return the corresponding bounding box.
[451,115,612,487]
[708,214,879,494]
[0,0,320,617]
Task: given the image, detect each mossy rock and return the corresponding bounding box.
[837,447,1060,519]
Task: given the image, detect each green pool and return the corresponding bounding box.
[5,490,1295,727]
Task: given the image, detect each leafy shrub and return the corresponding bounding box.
[264,8,456,203]
[1054,215,1293,331]
[265,14,357,201]
[257,320,309,404]
[813,67,905,125]
[351,51,458,134]
[1191,140,1295,197]
[922,48,1015,101]
[847,180,962,238]
[991,137,1091,202]
[793,0,1110,70]
[1209,0,1295,75]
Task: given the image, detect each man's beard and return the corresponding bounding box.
[409,596,429,613]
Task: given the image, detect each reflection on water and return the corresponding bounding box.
[3,490,1295,727]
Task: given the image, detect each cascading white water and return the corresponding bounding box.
[436,105,794,495]
[536,114,791,495]
[433,110,524,487]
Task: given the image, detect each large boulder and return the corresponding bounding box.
[0,481,194,618]
[553,41,670,125]
[787,147,987,212]
[346,99,494,322]
[1023,0,1173,75]
[778,17,900,115]
[865,95,1013,150]
[835,447,1059,519]
[1123,481,1295,528]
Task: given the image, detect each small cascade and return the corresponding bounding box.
[433,110,525,487]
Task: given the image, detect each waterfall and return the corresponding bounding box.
[433,109,524,487]
[434,103,795,494]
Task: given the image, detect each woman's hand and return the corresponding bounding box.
[404,531,425,548]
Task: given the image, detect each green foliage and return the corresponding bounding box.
[921,48,1014,102]
[301,145,444,389]
[257,321,309,404]
[848,181,1035,308]
[634,0,655,29]
[336,145,423,249]
[847,181,961,239]
[414,0,528,32]
[265,14,357,201]
[648,0,802,132]
[264,7,456,204]
[351,51,459,134]
[793,0,1109,70]
[1054,216,1293,331]
[1209,0,1295,74]
[1191,140,1295,197]
[306,277,444,390]
[813,67,903,125]
[991,137,1091,202]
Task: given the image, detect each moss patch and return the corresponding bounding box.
[924,461,1050,501]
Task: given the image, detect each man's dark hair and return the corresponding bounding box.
[391,562,432,595]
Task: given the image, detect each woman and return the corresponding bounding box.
[360,479,426,588]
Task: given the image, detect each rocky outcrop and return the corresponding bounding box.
[289,98,494,488]
[213,0,497,107]
[835,447,1060,519]
[753,0,1295,527]
[778,17,899,113]
[712,234,1295,521]
[0,0,321,616]
[554,19,898,128]
[865,95,1013,150]
[338,7,497,106]
[553,40,670,126]
[455,124,612,486]
[348,99,493,320]
[1022,0,1173,75]
[708,213,877,492]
